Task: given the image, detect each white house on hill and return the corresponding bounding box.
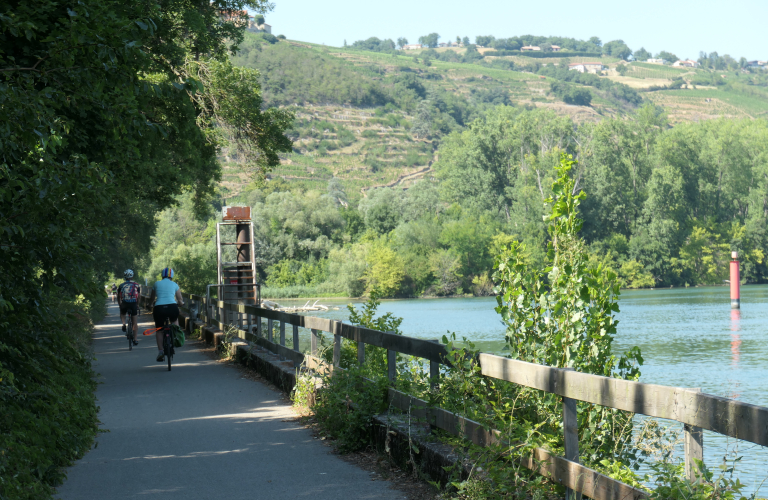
[568,62,606,73]
[672,59,700,68]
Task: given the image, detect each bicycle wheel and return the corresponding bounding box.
[127,315,133,351]
[165,332,172,371]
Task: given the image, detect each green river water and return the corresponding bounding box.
[279,285,768,494]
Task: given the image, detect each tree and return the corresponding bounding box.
[475,35,495,47]
[494,153,642,462]
[462,36,470,46]
[589,36,602,47]
[410,99,435,139]
[456,36,461,44]
[633,47,652,61]
[602,39,632,60]
[1,0,293,494]
[656,50,678,63]
[616,63,629,75]
[364,246,405,296]
[564,87,593,106]
[254,14,265,25]
[418,33,440,48]
[397,37,408,49]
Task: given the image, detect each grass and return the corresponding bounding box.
[628,62,690,80]
[651,88,768,116]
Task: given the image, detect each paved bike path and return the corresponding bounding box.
[56,302,402,499]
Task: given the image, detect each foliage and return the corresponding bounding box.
[494,153,643,463]
[0,294,100,499]
[539,66,644,107]
[232,34,391,107]
[550,82,593,106]
[633,47,652,61]
[351,37,396,53]
[418,33,440,48]
[0,0,292,494]
[311,364,390,453]
[485,50,602,58]
[301,293,401,452]
[649,459,756,500]
[603,39,633,60]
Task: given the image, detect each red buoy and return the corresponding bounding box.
[730,251,740,309]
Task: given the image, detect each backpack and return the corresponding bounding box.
[121,281,139,303]
[171,324,185,347]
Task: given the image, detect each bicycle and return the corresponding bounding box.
[127,312,134,351]
[161,319,175,371]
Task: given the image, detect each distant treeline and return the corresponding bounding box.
[484,50,603,58]
[144,105,768,299]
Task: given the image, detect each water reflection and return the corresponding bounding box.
[285,285,768,496]
[730,309,741,369]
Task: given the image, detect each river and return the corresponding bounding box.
[280,285,768,494]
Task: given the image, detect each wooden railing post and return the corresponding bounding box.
[256,315,262,338]
[331,321,341,368]
[267,318,273,342]
[387,331,397,385]
[563,368,580,500]
[292,324,299,352]
[387,350,396,385]
[685,388,704,483]
[279,321,286,346]
[357,341,365,367]
[429,339,440,391]
[310,329,318,357]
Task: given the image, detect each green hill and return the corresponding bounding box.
[225,34,768,200]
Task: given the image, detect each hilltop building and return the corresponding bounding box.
[568,62,606,73]
[550,45,561,52]
[403,44,423,50]
[672,59,700,68]
[646,58,668,65]
[521,45,541,51]
[218,10,272,33]
[251,22,271,34]
[746,61,768,69]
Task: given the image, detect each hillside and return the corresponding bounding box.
[224,33,768,200]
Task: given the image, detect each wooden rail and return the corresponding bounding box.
[144,291,768,500]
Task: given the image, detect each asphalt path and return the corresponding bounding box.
[56,301,403,499]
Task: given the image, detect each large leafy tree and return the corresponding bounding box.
[0,0,292,495]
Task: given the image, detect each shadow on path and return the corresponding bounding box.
[56,301,402,500]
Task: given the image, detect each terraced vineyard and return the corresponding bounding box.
[223,36,768,198]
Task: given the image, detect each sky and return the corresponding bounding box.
[257,0,767,61]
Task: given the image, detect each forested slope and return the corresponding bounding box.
[138,34,768,301]
[223,35,768,201]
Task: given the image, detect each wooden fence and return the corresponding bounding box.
[142,291,768,500]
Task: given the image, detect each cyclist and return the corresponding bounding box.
[111,283,117,303]
[118,270,141,346]
[148,267,183,362]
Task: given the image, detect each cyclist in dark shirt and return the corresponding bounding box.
[118,269,141,346]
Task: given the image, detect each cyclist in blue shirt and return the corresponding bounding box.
[148,267,184,362]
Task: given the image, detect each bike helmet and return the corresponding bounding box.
[161,267,174,279]
[124,269,134,279]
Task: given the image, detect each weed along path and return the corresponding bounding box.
[56,302,403,500]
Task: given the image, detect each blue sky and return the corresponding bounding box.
[258,0,767,61]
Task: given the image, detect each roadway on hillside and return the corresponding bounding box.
[56,302,403,500]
